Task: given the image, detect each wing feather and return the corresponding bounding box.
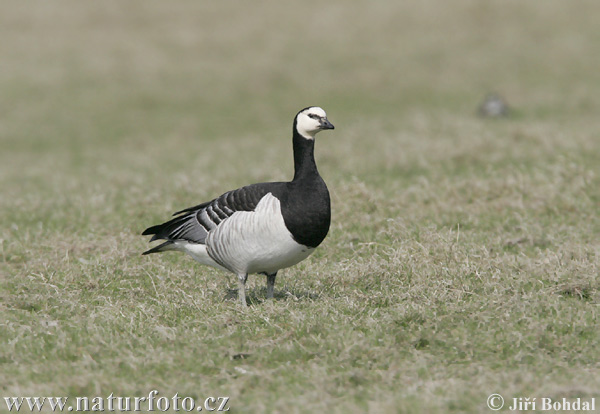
[142,182,286,245]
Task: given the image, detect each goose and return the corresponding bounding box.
[142,106,335,306]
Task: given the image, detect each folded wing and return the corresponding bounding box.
[142,183,284,250]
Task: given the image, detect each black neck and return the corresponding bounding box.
[292,130,318,181]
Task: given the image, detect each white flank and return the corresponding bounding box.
[206,193,315,274]
[172,241,229,272]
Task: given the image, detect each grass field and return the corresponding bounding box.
[1,1,599,413]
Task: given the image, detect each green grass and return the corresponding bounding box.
[1,1,600,413]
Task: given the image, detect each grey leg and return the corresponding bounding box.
[266,272,277,299]
[237,273,248,306]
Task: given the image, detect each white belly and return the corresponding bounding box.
[206,193,315,275]
[173,241,229,272]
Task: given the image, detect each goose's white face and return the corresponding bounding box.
[295,107,334,139]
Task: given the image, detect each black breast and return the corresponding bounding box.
[277,178,331,248]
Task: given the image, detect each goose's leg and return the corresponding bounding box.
[237,273,248,306]
[266,272,277,299]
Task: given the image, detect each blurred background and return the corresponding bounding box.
[2,1,598,188]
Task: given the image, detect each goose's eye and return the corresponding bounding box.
[308,114,319,120]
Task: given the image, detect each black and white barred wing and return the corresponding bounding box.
[142,184,274,247]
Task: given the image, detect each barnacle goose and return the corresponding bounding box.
[142,106,334,306]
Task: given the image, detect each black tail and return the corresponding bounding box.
[141,213,197,242]
[141,218,183,256]
[142,222,168,239]
[142,240,174,255]
[142,211,208,256]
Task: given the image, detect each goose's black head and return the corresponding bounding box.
[294,106,334,140]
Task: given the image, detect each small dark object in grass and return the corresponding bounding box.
[478,93,510,118]
[231,353,252,360]
[413,338,430,350]
[558,284,592,300]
